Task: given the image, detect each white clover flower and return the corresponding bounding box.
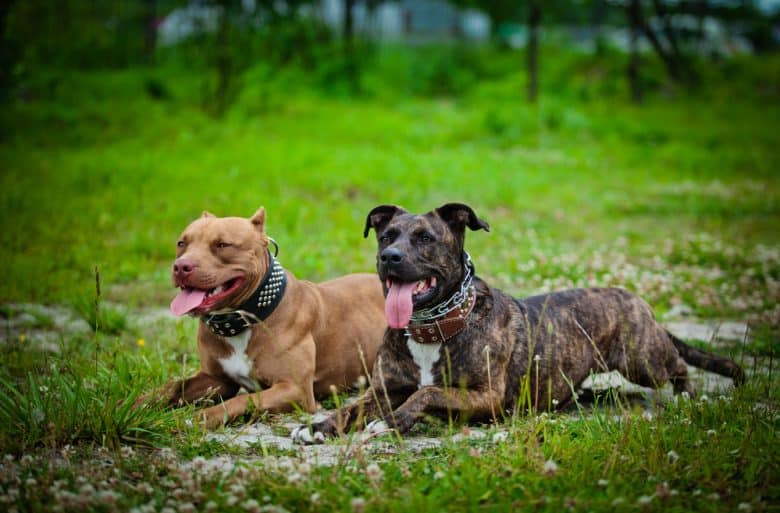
[542,459,558,476]
[706,429,716,436]
[637,495,653,506]
[707,493,720,501]
[433,471,445,480]
[737,502,753,512]
[310,493,321,504]
[666,450,679,463]
[242,499,261,513]
[365,463,383,482]
[351,497,366,513]
[597,479,608,487]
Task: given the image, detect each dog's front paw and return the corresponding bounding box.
[291,416,340,444]
[365,419,392,435]
[291,425,326,445]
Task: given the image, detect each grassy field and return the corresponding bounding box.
[0,47,778,511]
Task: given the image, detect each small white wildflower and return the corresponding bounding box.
[433,471,445,480]
[707,493,720,501]
[184,419,193,428]
[642,411,654,422]
[78,483,95,497]
[611,497,624,506]
[552,399,559,406]
[310,493,321,503]
[692,489,702,496]
[700,395,710,403]
[706,429,717,436]
[242,499,261,513]
[737,502,753,512]
[365,463,383,483]
[492,431,508,444]
[204,501,217,513]
[597,479,608,487]
[666,450,679,463]
[351,497,366,513]
[637,495,653,506]
[542,459,558,476]
[287,472,303,484]
[24,478,36,487]
[534,354,541,362]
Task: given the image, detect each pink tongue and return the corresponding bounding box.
[385,282,417,329]
[170,288,207,316]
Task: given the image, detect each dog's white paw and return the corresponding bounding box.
[365,419,390,436]
[291,425,325,445]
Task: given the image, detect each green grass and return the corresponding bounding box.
[0,46,778,512]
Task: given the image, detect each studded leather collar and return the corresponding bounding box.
[405,285,476,344]
[202,252,287,337]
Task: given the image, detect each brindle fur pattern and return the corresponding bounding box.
[305,203,744,437]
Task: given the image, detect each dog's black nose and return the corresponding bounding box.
[380,247,405,266]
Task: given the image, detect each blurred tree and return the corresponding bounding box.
[527,0,540,102]
[0,0,17,102]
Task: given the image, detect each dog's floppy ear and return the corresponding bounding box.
[435,203,490,234]
[250,207,266,233]
[363,205,407,238]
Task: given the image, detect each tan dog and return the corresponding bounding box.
[151,207,385,428]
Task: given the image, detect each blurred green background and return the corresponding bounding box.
[0,0,778,321]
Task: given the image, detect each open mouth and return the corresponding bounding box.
[384,276,438,329]
[170,276,244,316]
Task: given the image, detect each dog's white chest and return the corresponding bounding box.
[218,331,257,391]
[406,337,441,388]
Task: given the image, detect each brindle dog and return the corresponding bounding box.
[293,203,744,440]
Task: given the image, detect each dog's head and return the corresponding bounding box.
[364,202,489,329]
[170,208,272,316]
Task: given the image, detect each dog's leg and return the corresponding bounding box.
[200,379,313,428]
[383,386,504,434]
[135,372,240,409]
[668,356,695,397]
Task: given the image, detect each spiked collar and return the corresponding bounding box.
[202,251,287,337]
[405,253,476,344]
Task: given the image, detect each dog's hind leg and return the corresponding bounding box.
[668,356,695,397]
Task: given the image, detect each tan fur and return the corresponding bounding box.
[142,208,386,428]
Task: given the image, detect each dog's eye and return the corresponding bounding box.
[419,234,433,243]
[176,240,185,248]
[379,234,391,243]
[216,241,231,249]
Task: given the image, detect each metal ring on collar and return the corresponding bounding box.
[268,237,280,257]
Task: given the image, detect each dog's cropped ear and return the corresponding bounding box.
[250,207,266,233]
[201,211,216,219]
[363,205,407,238]
[435,203,490,234]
